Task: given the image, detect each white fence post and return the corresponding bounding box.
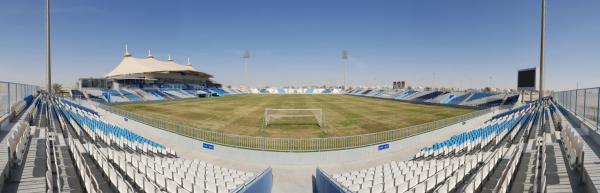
[7,83,10,114]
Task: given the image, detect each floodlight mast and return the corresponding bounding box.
[538,0,546,101]
[46,0,52,93]
[243,49,250,87]
[538,0,546,130]
[342,50,348,89]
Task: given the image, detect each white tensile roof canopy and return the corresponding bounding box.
[105,51,212,78]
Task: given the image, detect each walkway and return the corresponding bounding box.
[3,127,47,193]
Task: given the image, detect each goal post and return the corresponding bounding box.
[263,108,324,128]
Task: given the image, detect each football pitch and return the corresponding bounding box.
[112,94,475,137]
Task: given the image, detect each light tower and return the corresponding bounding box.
[341,49,348,89]
[46,0,51,92]
[538,0,547,130]
[538,0,546,101]
[243,49,250,86]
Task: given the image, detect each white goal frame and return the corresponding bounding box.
[263,108,324,128]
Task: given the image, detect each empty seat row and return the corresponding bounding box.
[331,152,487,193]
[7,97,38,163]
[416,105,533,158]
[493,144,526,193]
[53,96,271,193]
[559,119,584,170]
[56,99,174,156]
[322,103,541,193]
[60,98,98,115]
[449,147,505,193]
[67,137,112,193]
[101,146,257,193]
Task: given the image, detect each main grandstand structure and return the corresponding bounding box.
[77,49,225,103]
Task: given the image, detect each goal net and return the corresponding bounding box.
[263,108,324,128]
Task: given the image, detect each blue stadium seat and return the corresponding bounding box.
[58,99,164,149]
[120,90,143,101]
[448,93,471,105]
[395,90,417,100]
[467,92,496,101]
[418,103,533,157]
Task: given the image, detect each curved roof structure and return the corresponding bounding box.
[105,56,212,78]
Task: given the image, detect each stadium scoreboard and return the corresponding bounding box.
[393,81,406,89]
[517,68,536,91]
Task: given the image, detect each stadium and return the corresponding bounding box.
[1,1,599,193]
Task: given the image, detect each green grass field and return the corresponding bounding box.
[113,94,475,137]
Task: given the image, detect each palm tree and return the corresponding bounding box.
[52,83,63,93]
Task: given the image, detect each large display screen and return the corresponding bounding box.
[518,68,536,89]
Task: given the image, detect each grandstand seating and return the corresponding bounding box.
[210,87,228,96]
[394,90,417,100]
[147,89,169,100]
[120,89,143,101]
[184,90,198,95]
[81,88,104,101]
[245,88,341,94]
[87,93,102,100]
[178,89,196,97]
[467,93,495,102]
[50,97,271,193]
[164,90,194,99]
[129,87,160,101]
[360,89,373,95]
[503,95,519,105]
[0,94,54,192]
[57,99,171,155]
[89,87,348,103]
[378,90,405,99]
[439,94,456,104]
[477,99,504,108]
[94,87,222,102]
[413,91,446,102]
[103,89,128,103]
[416,104,532,158]
[447,93,471,105]
[71,89,85,99]
[101,147,258,193]
[316,103,541,193]
[364,89,383,97]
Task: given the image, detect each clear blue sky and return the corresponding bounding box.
[0,0,598,90]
